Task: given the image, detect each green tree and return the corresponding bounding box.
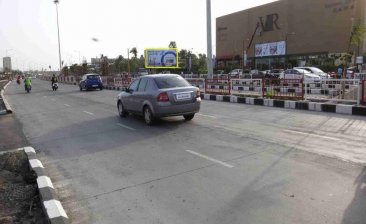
[61,66,69,76]
[130,47,138,58]
[169,41,177,48]
[349,24,366,52]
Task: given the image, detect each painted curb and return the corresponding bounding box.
[22,146,70,224]
[1,81,13,113]
[202,94,366,117]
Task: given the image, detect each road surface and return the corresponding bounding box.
[4,79,366,224]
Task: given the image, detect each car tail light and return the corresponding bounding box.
[157,92,169,102]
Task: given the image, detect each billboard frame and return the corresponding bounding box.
[144,48,179,69]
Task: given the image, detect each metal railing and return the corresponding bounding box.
[185,78,205,93]
[305,79,360,104]
[362,80,366,105]
[205,78,231,95]
[230,79,262,97]
[263,78,304,100]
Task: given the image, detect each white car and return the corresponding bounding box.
[281,68,321,82]
[229,69,243,78]
[294,67,330,79]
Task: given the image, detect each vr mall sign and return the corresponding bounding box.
[258,13,280,32]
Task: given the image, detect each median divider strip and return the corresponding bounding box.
[22,146,70,224]
[202,93,366,117]
[1,81,13,113]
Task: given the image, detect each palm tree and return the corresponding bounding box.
[169,41,177,48]
[130,47,138,58]
[349,24,366,51]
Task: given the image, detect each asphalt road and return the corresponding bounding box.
[4,79,366,224]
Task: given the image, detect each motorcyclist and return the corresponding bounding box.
[16,75,21,84]
[51,74,58,88]
[24,76,31,91]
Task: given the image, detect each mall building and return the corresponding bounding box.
[216,0,366,71]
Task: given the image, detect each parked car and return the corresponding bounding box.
[269,69,284,78]
[281,69,321,82]
[79,74,103,91]
[229,69,243,78]
[294,67,330,79]
[117,74,201,125]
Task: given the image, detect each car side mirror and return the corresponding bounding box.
[126,88,133,93]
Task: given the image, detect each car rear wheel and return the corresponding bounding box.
[183,114,195,121]
[118,101,127,117]
[144,106,154,125]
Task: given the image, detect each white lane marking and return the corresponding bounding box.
[83,111,94,115]
[186,150,234,168]
[116,123,136,131]
[197,113,217,119]
[64,104,70,107]
[283,129,340,141]
[43,96,48,98]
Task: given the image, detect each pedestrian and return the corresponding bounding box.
[337,67,343,79]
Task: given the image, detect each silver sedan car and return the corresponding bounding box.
[117,74,201,125]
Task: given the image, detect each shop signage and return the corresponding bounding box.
[258,13,280,32]
[255,41,286,57]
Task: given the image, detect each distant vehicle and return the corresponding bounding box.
[52,82,58,91]
[281,69,321,82]
[138,68,148,76]
[79,74,103,91]
[117,74,201,125]
[269,69,284,78]
[294,67,330,79]
[229,69,242,78]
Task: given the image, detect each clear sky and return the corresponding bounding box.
[0,0,277,71]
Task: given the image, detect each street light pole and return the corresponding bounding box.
[206,0,213,78]
[285,32,295,68]
[54,0,62,72]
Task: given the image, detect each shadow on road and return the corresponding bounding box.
[342,167,366,224]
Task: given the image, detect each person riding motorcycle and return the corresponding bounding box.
[51,74,58,88]
[16,75,21,85]
[24,76,31,91]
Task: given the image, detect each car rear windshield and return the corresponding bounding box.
[87,75,100,80]
[154,76,190,89]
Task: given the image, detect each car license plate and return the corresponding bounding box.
[92,85,98,87]
[176,92,191,100]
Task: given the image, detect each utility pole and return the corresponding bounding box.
[54,0,62,72]
[206,0,213,78]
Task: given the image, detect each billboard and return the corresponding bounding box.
[255,41,286,57]
[145,48,179,68]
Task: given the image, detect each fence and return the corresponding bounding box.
[231,79,262,97]
[362,80,366,105]
[186,78,205,92]
[305,79,360,104]
[114,77,132,88]
[205,78,231,95]
[263,79,304,100]
[41,74,366,104]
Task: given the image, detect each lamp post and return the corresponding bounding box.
[242,38,250,70]
[285,32,296,68]
[54,0,62,72]
[206,0,213,78]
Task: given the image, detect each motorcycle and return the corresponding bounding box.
[52,82,58,91]
[25,84,31,93]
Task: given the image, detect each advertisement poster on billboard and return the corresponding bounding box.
[255,41,286,57]
[145,48,178,68]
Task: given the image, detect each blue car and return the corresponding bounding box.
[79,74,103,91]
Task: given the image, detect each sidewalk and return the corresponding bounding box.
[0,114,28,152]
